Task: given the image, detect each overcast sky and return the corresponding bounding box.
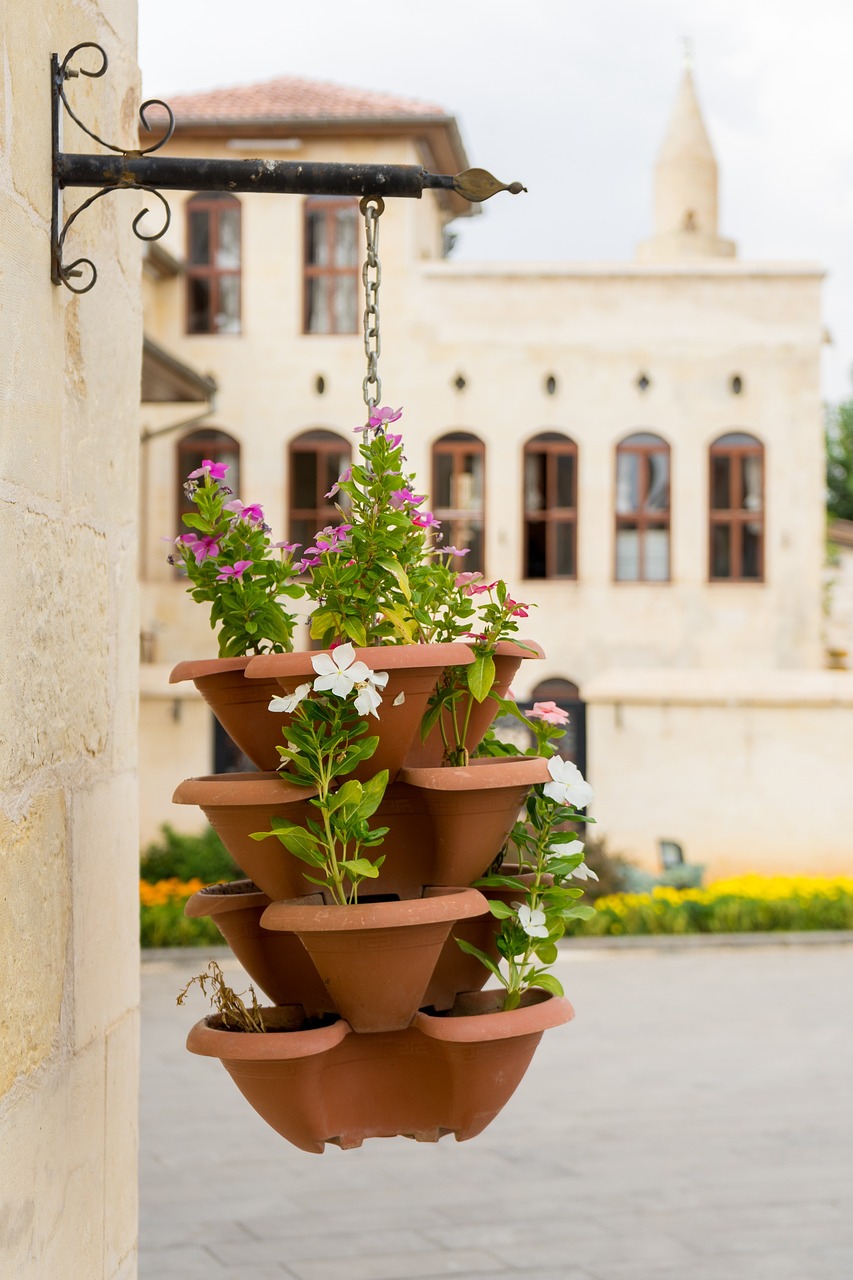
[139,0,853,403]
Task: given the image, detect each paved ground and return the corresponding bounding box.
[141,940,853,1280]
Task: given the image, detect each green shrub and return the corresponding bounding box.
[140,823,242,884]
[140,900,223,948]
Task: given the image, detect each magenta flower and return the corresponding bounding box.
[325,467,352,500]
[466,579,499,597]
[224,499,265,524]
[368,405,403,429]
[187,458,229,481]
[215,560,252,583]
[390,488,415,509]
[385,431,404,449]
[526,701,570,726]
[506,597,530,618]
[412,510,440,530]
[271,540,301,553]
[181,533,221,563]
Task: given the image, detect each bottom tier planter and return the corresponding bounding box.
[186,989,574,1153]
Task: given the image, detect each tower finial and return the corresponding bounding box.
[682,36,694,73]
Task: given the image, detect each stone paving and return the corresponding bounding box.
[141,940,853,1280]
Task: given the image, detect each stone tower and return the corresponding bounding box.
[637,60,736,261]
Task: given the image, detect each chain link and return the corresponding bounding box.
[360,195,384,419]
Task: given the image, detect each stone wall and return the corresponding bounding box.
[0,5,140,1276]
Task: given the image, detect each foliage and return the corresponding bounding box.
[139,878,222,948]
[459,704,597,1009]
[565,875,853,936]
[171,458,303,656]
[140,822,241,884]
[177,959,266,1031]
[826,395,853,522]
[249,644,391,906]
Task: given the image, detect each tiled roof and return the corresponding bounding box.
[152,76,449,123]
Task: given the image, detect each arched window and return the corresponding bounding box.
[709,432,764,581]
[288,429,352,547]
[523,432,578,579]
[177,428,240,521]
[303,197,359,334]
[185,193,241,334]
[615,432,671,582]
[432,432,486,573]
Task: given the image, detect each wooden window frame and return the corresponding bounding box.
[614,433,671,582]
[287,430,352,545]
[708,433,765,582]
[185,193,242,335]
[431,432,486,573]
[522,433,578,580]
[302,197,359,335]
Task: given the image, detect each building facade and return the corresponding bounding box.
[139,68,853,876]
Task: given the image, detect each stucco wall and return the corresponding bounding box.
[1,6,140,1277]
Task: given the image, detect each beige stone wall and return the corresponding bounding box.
[1,6,139,1277]
[584,669,853,876]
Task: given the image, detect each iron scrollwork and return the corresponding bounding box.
[51,42,175,293]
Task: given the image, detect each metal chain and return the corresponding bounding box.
[360,195,384,420]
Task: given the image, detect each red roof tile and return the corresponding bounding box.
[151,76,449,124]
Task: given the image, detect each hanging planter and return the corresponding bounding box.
[259,888,488,1032]
[185,989,574,1154]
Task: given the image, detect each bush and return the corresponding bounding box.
[140,823,242,884]
[565,875,853,936]
[140,877,224,948]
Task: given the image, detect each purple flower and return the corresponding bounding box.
[368,405,403,429]
[215,560,252,582]
[325,467,352,499]
[390,488,415,509]
[412,510,440,530]
[224,499,264,523]
[187,458,229,481]
[385,431,403,449]
[442,546,470,557]
[180,533,221,563]
[271,540,301,553]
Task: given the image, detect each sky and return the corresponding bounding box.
[139,0,853,403]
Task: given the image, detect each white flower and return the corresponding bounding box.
[354,683,383,719]
[543,756,594,808]
[311,643,389,713]
[552,839,585,857]
[513,902,549,938]
[268,683,311,714]
[570,862,599,882]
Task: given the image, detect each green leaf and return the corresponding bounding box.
[340,858,380,879]
[273,826,325,865]
[561,904,597,920]
[356,770,388,819]
[342,616,369,647]
[487,900,515,919]
[474,874,528,892]
[528,972,564,996]
[466,652,496,703]
[533,941,558,964]
[455,938,505,981]
[326,779,363,813]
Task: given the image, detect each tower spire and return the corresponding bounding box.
[636,57,736,262]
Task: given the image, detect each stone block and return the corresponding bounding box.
[105,1011,140,1276]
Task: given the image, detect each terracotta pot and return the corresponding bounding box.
[245,642,474,783]
[184,880,329,1015]
[259,889,488,1032]
[405,639,545,767]
[186,989,574,1153]
[396,756,550,886]
[173,758,547,901]
[169,656,284,771]
[423,867,552,1009]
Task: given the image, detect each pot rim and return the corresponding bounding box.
[172,773,317,806]
[397,756,549,791]
[260,886,488,933]
[184,878,270,918]
[414,989,575,1042]
[492,638,545,660]
[170,655,252,684]
[186,1009,351,1059]
[244,641,476,681]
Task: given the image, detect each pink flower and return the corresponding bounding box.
[224,499,264,524]
[271,540,301,553]
[506,597,529,618]
[215,560,252,582]
[390,488,416,509]
[385,431,403,449]
[442,546,470,558]
[412,510,440,530]
[368,406,403,429]
[455,572,482,590]
[325,467,352,499]
[180,533,220,563]
[526,701,570,726]
[466,580,499,597]
[187,458,228,481]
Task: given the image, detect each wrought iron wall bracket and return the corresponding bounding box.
[51,43,526,293]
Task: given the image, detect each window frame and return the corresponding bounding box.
[614,432,672,583]
[302,196,360,335]
[708,432,765,583]
[185,193,242,336]
[431,431,487,574]
[522,432,578,581]
[287,429,353,547]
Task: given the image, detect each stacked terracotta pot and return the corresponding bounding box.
[172,642,575,1153]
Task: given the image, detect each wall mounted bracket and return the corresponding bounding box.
[51,42,526,293]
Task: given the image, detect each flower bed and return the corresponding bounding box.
[140,878,222,947]
[565,875,853,936]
